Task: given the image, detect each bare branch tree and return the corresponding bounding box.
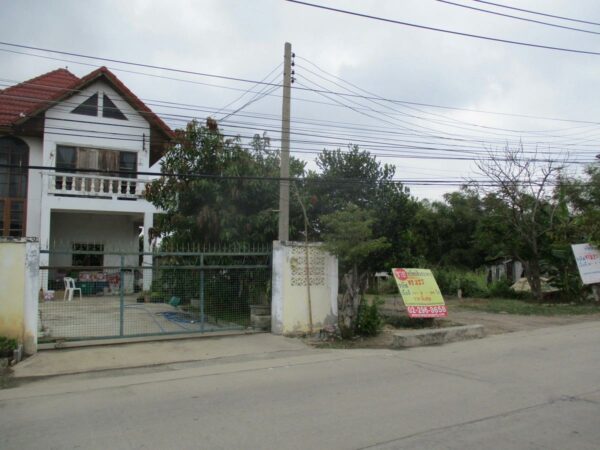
[472,144,567,300]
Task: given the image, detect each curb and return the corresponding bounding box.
[392,324,485,348]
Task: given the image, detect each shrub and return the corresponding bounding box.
[356,297,382,336]
[432,267,487,298]
[0,337,17,358]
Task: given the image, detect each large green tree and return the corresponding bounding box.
[303,145,420,269]
[145,119,305,246]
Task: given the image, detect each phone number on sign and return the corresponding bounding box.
[406,305,448,317]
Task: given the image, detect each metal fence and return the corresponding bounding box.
[38,246,271,342]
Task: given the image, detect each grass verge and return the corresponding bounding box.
[453,298,600,316]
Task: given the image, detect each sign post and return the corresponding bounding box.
[392,268,447,318]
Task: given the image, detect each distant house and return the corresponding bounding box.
[0,66,173,289]
[486,258,524,284]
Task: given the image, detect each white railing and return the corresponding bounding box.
[48,172,149,200]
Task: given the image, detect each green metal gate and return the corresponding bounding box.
[38,246,271,342]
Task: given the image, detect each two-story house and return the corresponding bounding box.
[0,66,173,291]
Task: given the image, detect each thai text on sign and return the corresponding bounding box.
[572,243,600,285]
[392,268,447,318]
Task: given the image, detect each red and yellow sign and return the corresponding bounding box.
[392,268,447,318]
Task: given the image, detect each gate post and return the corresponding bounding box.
[119,255,125,337]
[271,241,338,336]
[0,238,40,354]
[200,254,205,332]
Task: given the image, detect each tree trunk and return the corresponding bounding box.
[526,259,543,301]
[338,264,362,338]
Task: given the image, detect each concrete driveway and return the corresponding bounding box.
[39,295,236,340]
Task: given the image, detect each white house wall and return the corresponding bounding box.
[43,79,151,169]
[49,212,140,268]
[33,78,160,250]
[21,136,43,237]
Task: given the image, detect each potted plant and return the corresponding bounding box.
[0,337,17,359]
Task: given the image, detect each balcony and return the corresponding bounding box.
[48,172,149,200]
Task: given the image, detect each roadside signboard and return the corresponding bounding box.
[572,243,600,285]
[392,268,447,318]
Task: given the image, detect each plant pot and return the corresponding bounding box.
[250,304,271,331]
[250,304,271,316]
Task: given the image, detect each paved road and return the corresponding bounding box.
[1,322,600,449]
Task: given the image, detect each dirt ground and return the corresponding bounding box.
[318,301,600,349]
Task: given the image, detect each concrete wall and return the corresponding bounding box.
[271,241,338,335]
[0,238,39,354]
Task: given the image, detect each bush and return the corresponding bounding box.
[356,297,382,336]
[365,276,398,295]
[0,337,17,358]
[487,279,516,298]
[432,267,487,298]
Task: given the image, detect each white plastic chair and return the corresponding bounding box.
[63,277,82,301]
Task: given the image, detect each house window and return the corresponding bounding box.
[72,243,104,267]
[56,146,137,176]
[71,93,99,117]
[102,94,128,120]
[0,137,28,237]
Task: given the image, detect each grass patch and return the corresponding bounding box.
[454,298,600,316]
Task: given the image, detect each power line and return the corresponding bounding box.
[220,84,280,121]
[6,87,593,160]
[0,163,585,187]
[436,0,600,36]
[216,64,282,119]
[285,0,600,56]
[5,45,600,126]
[473,0,600,27]
[0,41,285,88]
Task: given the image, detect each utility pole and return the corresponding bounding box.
[278,42,293,241]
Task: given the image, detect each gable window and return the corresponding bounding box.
[71,93,99,117]
[72,243,104,267]
[102,94,128,120]
[0,137,28,237]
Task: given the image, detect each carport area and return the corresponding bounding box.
[38,295,237,341]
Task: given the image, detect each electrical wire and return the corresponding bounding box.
[4,45,600,127]
[284,0,600,56]
[436,0,600,36]
[473,0,600,27]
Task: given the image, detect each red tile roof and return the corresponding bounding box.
[0,68,79,127]
[0,66,174,139]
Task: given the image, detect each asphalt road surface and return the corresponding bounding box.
[1,322,599,450]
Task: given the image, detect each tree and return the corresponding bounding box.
[321,204,389,337]
[473,145,565,300]
[563,165,600,245]
[304,145,419,269]
[145,118,305,246]
[412,189,486,269]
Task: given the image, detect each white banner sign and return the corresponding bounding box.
[572,243,600,285]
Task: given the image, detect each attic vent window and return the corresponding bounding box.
[71,93,98,116]
[103,94,127,120]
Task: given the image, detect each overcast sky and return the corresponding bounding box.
[1,0,600,199]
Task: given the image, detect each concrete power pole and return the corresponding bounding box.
[278,42,293,242]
